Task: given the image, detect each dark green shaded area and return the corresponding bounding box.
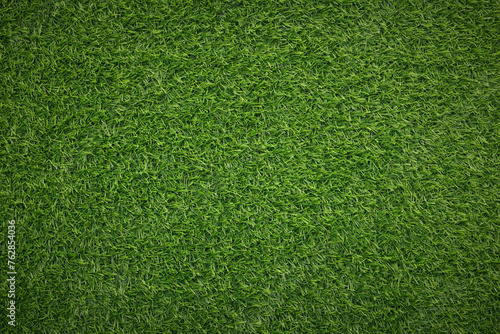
[1,0,499,332]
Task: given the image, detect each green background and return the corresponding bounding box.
[1,0,499,332]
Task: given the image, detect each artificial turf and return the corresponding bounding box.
[1,0,499,332]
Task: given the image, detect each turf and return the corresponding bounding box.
[1,0,499,332]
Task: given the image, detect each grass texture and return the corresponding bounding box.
[1,0,499,332]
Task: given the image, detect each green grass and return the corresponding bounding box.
[1,0,499,332]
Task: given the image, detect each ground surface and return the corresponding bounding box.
[1,0,499,332]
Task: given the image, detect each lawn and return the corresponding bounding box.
[1,0,499,332]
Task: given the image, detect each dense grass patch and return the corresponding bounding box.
[1,0,499,332]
